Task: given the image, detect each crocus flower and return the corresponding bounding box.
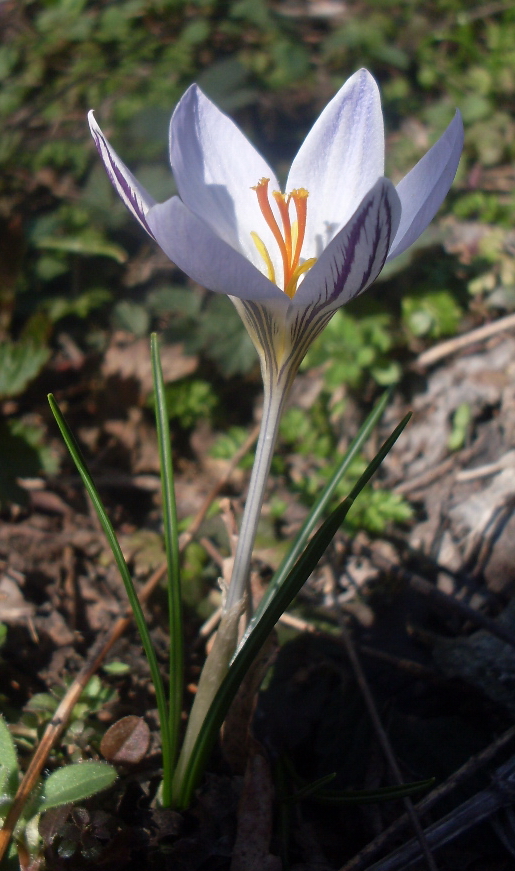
[89,73,463,790]
[89,69,462,614]
[89,69,462,384]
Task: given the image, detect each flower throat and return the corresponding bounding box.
[251,178,317,299]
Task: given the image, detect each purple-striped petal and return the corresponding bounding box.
[387,111,464,262]
[146,196,288,304]
[292,178,401,312]
[88,111,157,238]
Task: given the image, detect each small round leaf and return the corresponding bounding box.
[100,716,150,765]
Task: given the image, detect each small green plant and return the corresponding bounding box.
[279,406,413,534]
[0,714,116,868]
[161,378,218,429]
[303,309,402,391]
[448,402,472,451]
[48,338,411,813]
[210,425,255,469]
[402,290,463,340]
[15,676,119,761]
[0,419,58,508]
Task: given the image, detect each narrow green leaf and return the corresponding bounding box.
[239,388,392,652]
[286,772,337,801]
[38,762,117,811]
[308,777,435,805]
[47,394,170,795]
[150,333,183,804]
[36,234,127,263]
[175,412,411,807]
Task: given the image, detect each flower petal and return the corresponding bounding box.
[387,110,464,261]
[170,85,281,271]
[146,197,288,305]
[293,178,401,312]
[88,111,157,238]
[287,69,385,259]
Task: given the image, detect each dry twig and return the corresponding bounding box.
[416,312,515,369]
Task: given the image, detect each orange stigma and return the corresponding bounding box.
[251,178,316,299]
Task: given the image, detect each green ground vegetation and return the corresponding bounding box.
[1,0,515,521]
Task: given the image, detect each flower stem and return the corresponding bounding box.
[224,372,289,613]
[171,364,292,804]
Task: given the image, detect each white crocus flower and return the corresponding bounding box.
[89,69,463,616]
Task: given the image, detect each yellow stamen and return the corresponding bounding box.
[290,220,299,261]
[284,257,317,299]
[251,231,275,284]
[290,188,309,272]
[251,179,315,298]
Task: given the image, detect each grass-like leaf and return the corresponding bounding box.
[175,410,411,807]
[150,334,183,794]
[238,388,393,652]
[301,777,435,805]
[47,395,171,800]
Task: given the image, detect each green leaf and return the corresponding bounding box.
[0,715,18,800]
[102,661,130,676]
[112,300,150,336]
[291,777,434,805]
[0,419,58,507]
[448,402,472,451]
[174,406,411,808]
[402,291,463,339]
[38,761,117,811]
[248,390,393,634]
[36,233,127,263]
[150,333,182,805]
[44,288,111,323]
[154,379,217,429]
[194,295,256,376]
[0,340,50,399]
[47,394,170,804]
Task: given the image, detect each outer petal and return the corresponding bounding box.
[287,70,385,260]
[387,110,464,261]
[170,85,282,273]
[88,111,157,238]
[293,178,401,312]
[146,197,288,305]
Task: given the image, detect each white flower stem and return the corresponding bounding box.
[224,371,289,613]
[171,365,291,803]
